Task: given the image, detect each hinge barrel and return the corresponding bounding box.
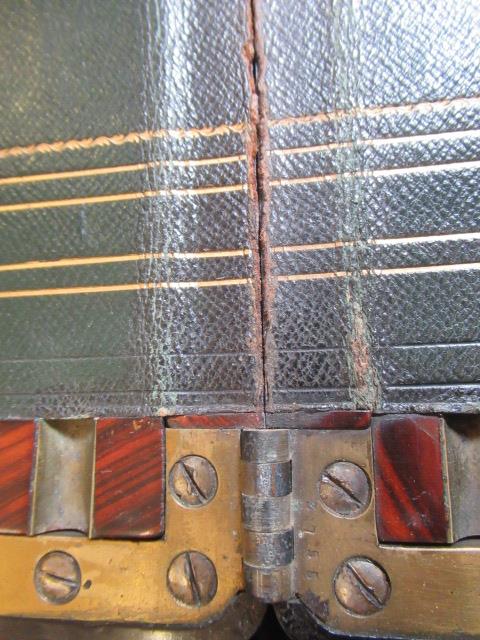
[240,429,294,602]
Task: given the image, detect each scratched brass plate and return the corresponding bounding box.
[0,429,244,625]
[292,429,480,639]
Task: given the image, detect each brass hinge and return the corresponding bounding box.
[0,416,480,639]
[240,419,480,639]
[240,429,294,602]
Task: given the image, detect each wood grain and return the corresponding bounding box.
[168,412,262,429]
[266,410,371,430]
[93,418,165,539]
[372,414,450,544]
[0,420,36,534]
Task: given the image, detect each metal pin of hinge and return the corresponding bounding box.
[240,429,294,603]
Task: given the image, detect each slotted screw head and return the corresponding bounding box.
[319,461,371,518]
[167,551,217,607]
[334,557,390,616]
[34,551,81,604]
[169,455,218,508]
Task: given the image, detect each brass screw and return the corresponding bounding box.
[169,455,218,508]
[334,557,390,616]
[34,551,81,605]
[319,461,371,518]
[167,551,217,607]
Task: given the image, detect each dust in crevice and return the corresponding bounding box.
[242,1,264,416]
[247,0,276,416]
[331,0,381,409]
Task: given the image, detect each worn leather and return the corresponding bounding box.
[0,0,479,417]
[263,0,480,413]
[0,0,261,417]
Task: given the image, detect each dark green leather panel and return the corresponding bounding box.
[0,0,261,417]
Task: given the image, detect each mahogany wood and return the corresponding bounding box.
[0,420,36,534]
[93,418,165,539]
[168,412,262,429]
[266,410,371,430]
[372,415,450,544]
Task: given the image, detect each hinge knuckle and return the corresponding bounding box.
[240,430,294,603]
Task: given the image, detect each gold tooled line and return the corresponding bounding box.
[276,262,480,282]
[269,96,480,128]
[0,124,246,160]
[270,159,480,188]
[0,277,252,299]
[0,249,252,273]
[0,154,246,187]
[0,183,247,214]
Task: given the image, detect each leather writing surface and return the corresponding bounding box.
[0,0,262,417]
[0,0,479,417]
[262,0,480,413]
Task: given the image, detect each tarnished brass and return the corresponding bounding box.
[34,551,82,605]
[333,556,390,616]
[31,419,96,535]
[0,429,244,627]
[2,424,480,639]
[169,455,218,508]
[167,551,217,606]
[318,461,371,518]
[0,593,265,640]
[292,428,480,639]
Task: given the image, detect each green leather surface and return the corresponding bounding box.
[0,0,261,417]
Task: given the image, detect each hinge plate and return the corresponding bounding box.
[0,415,480,639]
[247,423,480,639]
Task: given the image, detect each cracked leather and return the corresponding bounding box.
[0,0,261,417]
[263,0,480,413]
[0,0,479,417]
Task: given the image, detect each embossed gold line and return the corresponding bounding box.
[0,123,246,160]
[0,249,252,273]
[0,277,252,299]
[371,231,480,246]
[271,128,480,156]
[271,241,354,253]
[276,262,480,282]
[277,271,348,282]
[0,155,247,187]
[367,262,480,276]
[0,183,247,214]
[270,159,480,188]
[271,232,480,254]
[269,96,480,128]
[1,95,477,162]
[2,125,475,188]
